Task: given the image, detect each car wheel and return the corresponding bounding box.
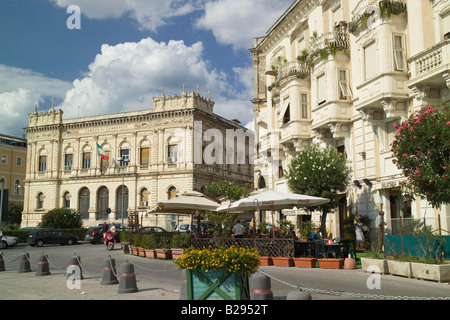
[0,241,7,249]
[36,240,44,247]
[67,239,74,245]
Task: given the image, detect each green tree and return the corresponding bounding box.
[285,144,352,238]
[204,180,253,243]
[391,104,450,208]
[39,208,82,229]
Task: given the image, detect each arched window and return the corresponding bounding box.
[140,188,149,207]
[63,192,71,208]
[14,179,21,195]
[258,176,266,189]
[37,192,44,209]
[168,186,177,199]
[79,187,90,220]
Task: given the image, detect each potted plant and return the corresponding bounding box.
[318,257,344,269]
[299,220,315,241]
[140,234,155,259]
[258,248,273,266]
[360,251,389,274]
[120,231,131,254]
[175,246,260,300]
[272,244,294,267]
[293,256,317,268]
[155,234,172,259]
[131,233,141,256]
[171,233,191,259]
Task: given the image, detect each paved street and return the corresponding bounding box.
[1,242,449,301]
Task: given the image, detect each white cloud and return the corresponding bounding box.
[195,0,293,51]
[0,65,72,137]
[50,0,206,31]
[59,37,233,118]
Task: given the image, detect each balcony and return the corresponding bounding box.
[408,39,450,89]
[279,120,311,148]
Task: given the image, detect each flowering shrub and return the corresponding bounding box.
[391,104,450,207]
[174,246,261,276]
[39,208,82,228]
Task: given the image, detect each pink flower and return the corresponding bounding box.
[444,166,448,170]
[415,170,420,174]
[432,136,435,139]
[403,153,408,157]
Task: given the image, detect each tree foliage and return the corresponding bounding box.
[39,208,83,229]
[391,104,450,208]
[285,144,352,236]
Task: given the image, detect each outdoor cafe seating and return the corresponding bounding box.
[294,238,356,259]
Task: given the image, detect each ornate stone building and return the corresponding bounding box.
[250,0,450,240]
[22,88,253,229]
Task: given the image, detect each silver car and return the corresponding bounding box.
[1,235,18,249]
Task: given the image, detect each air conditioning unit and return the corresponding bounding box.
[168,156,177,163]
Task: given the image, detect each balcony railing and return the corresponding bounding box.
[409,39,450,85]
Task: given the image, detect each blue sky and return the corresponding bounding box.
[0,0,294,137]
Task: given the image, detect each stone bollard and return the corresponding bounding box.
[250,272,273,300]
[179,269,187,300]
[18,253,32,273]
[286,290,312,300]
[101,256,119,285]
[0,253,5,272]
[117,261,138,294]
[67,255,84,280]
[35,254,51,276]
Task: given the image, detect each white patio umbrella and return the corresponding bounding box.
[147,190,221,232]
[217,190,329,244]
[216,190,329,213]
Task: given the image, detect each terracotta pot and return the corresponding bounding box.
[138,247,146,257]
[272,257,294,267]
[171,248,185,260]
[132,246,139,256]
[144,249,156,259]
[343,258,357,269]
[260,256,273,266]
[293,257,317,268]
[155,249,172,259]
[318,258,344,269]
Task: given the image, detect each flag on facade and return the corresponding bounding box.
[97,143,109,161]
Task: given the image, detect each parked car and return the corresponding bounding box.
[27,228,78,247]
[139,226,167,234]
[175,223,214,235]
[1,235,18,249]
[84,227,104,244]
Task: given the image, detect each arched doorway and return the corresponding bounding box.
[116,185,129,221]
[79,188,90,220]
[97,186,109,221]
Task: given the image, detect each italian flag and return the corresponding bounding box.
[97,143,109,161]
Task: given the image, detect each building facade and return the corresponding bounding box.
[22,88,253,229]
[0,134,27,226]
[250,0,450,241]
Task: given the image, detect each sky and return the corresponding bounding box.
[0,0,294,138]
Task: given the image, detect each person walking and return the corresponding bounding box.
[354,215,364,251]
[375,211,386,252]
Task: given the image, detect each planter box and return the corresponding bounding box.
[260,256,273,266]
[411,262,450,283]
[186,269,249,300]
[318,258,344,269]
[171,248,185,260]
[387,260,412,278]
[293,257,317,268]
[361,258,389,275]
[272,257,294,267]
[155,249,172,259]
[144,249,156,259]
[132,246,139,256]
[138,247,146,257]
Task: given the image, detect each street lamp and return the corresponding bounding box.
[117,156,129,226]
